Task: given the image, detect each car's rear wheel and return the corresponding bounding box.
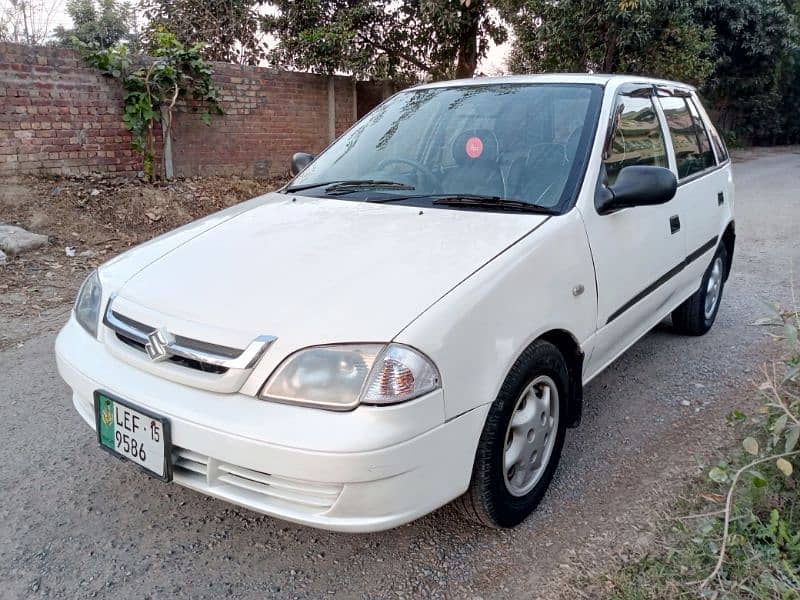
[456,340,568,528]
[672,244,728,336]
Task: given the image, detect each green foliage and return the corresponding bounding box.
[140,0,265,66]
[598,305,800,598]
[498,0,716,85]
[780,45,800,144]
[52,0,136,50]
[78,32,223,179]
[499,0,800,145]
[699,0,799,146]
[261,0,507,81]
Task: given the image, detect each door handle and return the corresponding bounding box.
[717,191,725,205]
[670,215,681,234]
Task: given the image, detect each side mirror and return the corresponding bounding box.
[290,152,315,176]
[596,166,677,214]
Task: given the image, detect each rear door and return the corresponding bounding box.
[655,89,732,290]
[581,85,687,377]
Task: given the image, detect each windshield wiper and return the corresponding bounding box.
[323,180,415,195]
[284,180,345,193]
[285,179,415,195]
[424,194,558,214]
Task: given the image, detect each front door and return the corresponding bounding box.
[581,87,687,378]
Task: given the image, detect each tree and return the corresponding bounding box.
[262,0,507,81]
[0,0,63,44]
[52,0,136,50]
[140,0,265,65]
[498,0,714,85]
[498,0,800,145]
[698,0,798,144]
[777,1,800,143]
[78,32,223,179]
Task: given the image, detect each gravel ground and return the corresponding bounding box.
[1,149,799,599]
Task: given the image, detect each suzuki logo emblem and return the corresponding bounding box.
[145,328,173,362]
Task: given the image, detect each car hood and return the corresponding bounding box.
[110,193,547,349]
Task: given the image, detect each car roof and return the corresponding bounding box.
[411,73,695,92]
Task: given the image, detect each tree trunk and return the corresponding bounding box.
[603,29,618,73]
[455,6,480,78]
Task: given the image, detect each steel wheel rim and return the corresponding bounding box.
[704,257,723,320]
[503,375,560,497]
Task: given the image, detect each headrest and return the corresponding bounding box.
[452,129,498,165]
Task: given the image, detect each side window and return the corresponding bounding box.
[694,96,729,163]
[603,95,668,186]
[659,96,715,179]
[686,99,716,169]
[708,124,729,163]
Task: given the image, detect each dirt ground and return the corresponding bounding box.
[0,149,799,599]
[0,174,284,349]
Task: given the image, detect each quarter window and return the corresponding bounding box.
[708,124,729,163]
[603,96,668,186]
[659,96,716,179]
[694,97,729,163]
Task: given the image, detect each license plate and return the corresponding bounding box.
[94,391,172,481]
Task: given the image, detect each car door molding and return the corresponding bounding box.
[605,235,719,324]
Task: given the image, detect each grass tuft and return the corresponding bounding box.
[599,303,800,599]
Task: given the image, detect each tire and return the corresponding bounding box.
[672,243,728,336]
[456,340,568,528]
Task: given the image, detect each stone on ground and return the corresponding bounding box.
[0,225,49,256]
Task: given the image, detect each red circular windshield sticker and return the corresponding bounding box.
[465,136,484,159]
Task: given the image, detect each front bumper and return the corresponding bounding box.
[55,318,488,532]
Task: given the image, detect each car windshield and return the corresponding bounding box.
[289,83,603,212]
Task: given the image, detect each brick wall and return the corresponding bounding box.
[0,43,140,176]
[0,42,391,179]
[169,66,361,178]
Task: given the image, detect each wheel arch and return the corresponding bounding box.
[535,329,584,428]
[721,220,735,281]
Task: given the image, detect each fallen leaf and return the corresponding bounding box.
[785,425,799,452]
[777,458,793,477]
[699,492,725,504]
[743,437,759,456]
[709,467,728,483]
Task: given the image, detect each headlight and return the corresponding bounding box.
[74,270,103,338]
[260,343,440,410]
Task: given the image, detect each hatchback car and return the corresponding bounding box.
[56,74,735,532]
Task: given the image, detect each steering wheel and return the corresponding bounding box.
[376,158,440,193]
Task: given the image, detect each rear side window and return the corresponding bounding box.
[708,124,729,163]
[686,99,716,168]
[603,95,668,185]
[694,97,729,163]
[659,96,716,179]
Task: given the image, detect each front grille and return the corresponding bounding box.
[171,447,342,513]
[115,333,228,374]
[102,295,275,375]
[215,463,341,509]
[172,448,209,476]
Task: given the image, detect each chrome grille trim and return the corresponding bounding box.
[103,294,276,371]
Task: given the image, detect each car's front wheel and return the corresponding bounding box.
[457,340,568,528]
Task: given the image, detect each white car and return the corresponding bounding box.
[56,74,735,532]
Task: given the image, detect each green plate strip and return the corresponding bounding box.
[97,393,116,449]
